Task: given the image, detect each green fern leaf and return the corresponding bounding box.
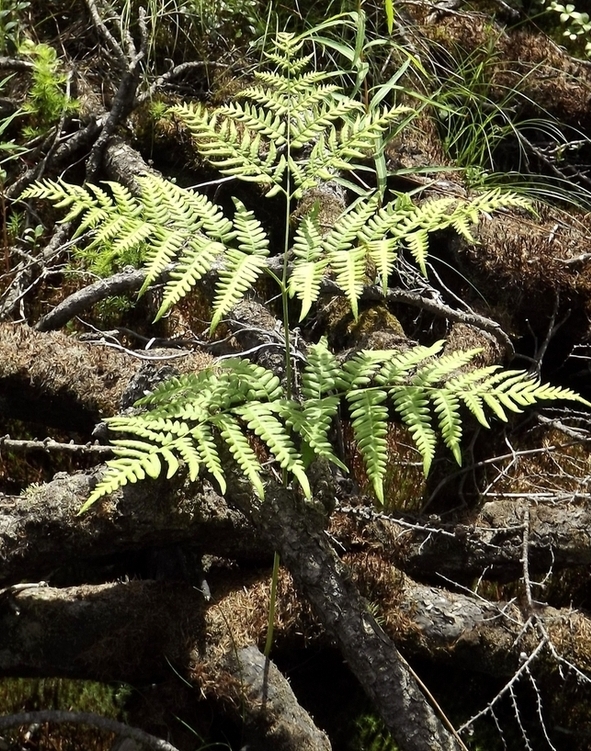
[325,195,381,254]
[392,386,437,475]
[431,391,463,466]
[81,440,165,512]
[221,358,283,402]
[108,181,140,215]
[213,413,265,499]
[171,103,279,186]
[233,402,311,497]
[347,387,389,503]
[210,251,269,332]
[406,229,430,276]
[140,228,188,297]
[192,422,226,494]
[156,236,225,321]
[290,99,361,148]
[367,238,399,294]
[108,221,154,260]
[282,396,347,470]
[331,246,368,320]
[232,198,270,255]
[290,214,328,319]
[219,100,287,143]
[376,341,445,387]
[301,338,341,398]
[338,106,411,159]
[170,434,202,481]
[340,350,395,390]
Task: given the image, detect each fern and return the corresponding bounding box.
[82,340,590,508]
[22,34,591,509]
[23,36,529,327]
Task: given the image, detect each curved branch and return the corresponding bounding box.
[34,266,157,332]
[34,258,513,354]
[0,711,180,751]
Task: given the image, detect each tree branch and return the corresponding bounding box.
[0,711,180,751]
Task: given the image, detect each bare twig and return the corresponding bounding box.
[0,435,112,455]
[136,60,231,106]
[0,56,35,72]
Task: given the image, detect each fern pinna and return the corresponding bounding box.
[82,339,589,509]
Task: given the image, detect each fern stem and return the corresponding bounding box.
[263,550,281,660]
[281,100,294,400]
[263,552,281,713]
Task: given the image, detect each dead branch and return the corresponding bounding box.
[0,470,260,586]
[223,471,465,751]
[33,266,157,332]
[0,711,180,751]
[0,435,112,455]
[222,645,332,751]
[84,1,147,181]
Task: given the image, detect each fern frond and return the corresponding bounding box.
[171,434,203,481]
[290,99,361,148]
[81,455,156,512]
[301,338,341,398]
[231,198,270,255]
[21,178,96,223]
[171,103,280,186]
[412,347,484,388]
[135,370,213,407]
[139,176,234,241]
[282,396,347,470]
[338,106,412,159]
[219,101,287,143]
[156,236,225,321]
[233,402,311,497]
[139,227,188,296]
[347,387,389,503]
[324,195,381,254]
[392,386,437,475]
[221,358,283,402]
[81,430,175,512]
[191,422,226,494]
[213,413,265,499]
[108,181,140,216]
[406,229,430,276]
[366,238,399,294]
[331,246,368,320]
[340,350,395,390]
[431,391,463,465]
[289,212,328,319]
[107,221,154,259]
[210,249,269,333]
[87,183,115,211]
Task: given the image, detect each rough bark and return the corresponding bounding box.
[334,498,591,581]
[0,471,261,586]
[3,461,590,588]
[1,570,589,683]
[223,473,465,751]
[0,711,180,751]
[223,645,332,751]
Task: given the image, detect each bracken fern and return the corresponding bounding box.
[80,339,589,510]
[22,33,588,509]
